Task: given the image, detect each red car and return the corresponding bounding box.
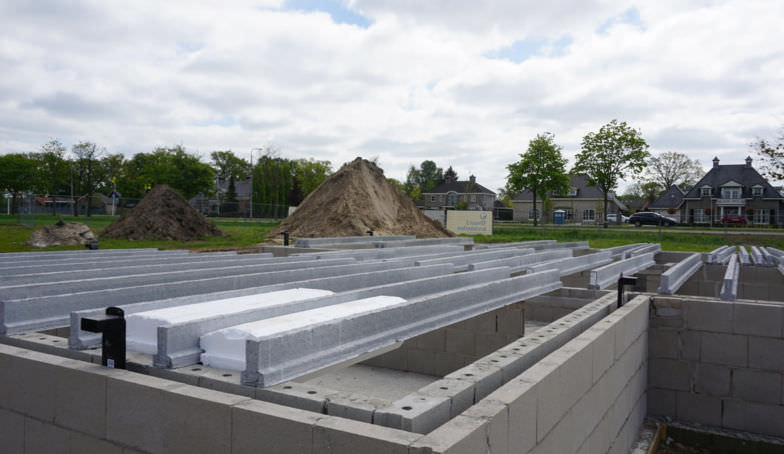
[721,214,748,224]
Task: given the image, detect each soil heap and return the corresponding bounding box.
[28,220,96,248]
[101,184,226,241]
[272,157,452,238]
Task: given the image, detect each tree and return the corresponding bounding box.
[573,120,650,228]
[496,187,513,208]
[405,160,444,197]
[71,141,104,216]
[292,158,332,198]
[123,146,214,200]
[33,139,69,215]
[0,154,37,214]
[506,132,570,227]
[644,151,703,190]
[210,150,251,180]
[752,127,784,180]
[444,166,458,182]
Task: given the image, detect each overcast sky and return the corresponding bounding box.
[2,0,783,193]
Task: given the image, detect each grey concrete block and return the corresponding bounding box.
[749,336,784,372]
[0,346,57,422]
[0,408,24,454]
[445,328,476,356]
[646,387,676,417]
[680,330,701,361]
[733,302,784,337]
[676,391,722,428]
[648,328,679,359]
[375,392,451,434]
[694,363,730,396]
[23,417,69,454]
[733,369,782,405]
[417,378,475,418]
[648,358,691,391]
[722,399,784,437]
[684,299,733,332]
[325,393,386,424]
[54,360,108,438]
[701,332,748,367]
[256,382,336,414]
[231,400,319,454]
[313,417,418,454]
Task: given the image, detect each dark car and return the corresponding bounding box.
[628,212,677,227]
[721,214,748,224]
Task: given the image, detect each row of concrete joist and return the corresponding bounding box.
[588,252,656,290]
[658,252,703,295]
[294,235,414,248]
[0,248,194,266]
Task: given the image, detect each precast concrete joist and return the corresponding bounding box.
[602,243,647,259]
[707,246,734,264]
[536,241,590,250]
[240,269,562,387]
[0,247,165,259]
[373,238,474,248]
[0,251,241,276]
[524,251,613,277]
[152,267,507,368]
[0,257,359,300]
[622,243,661,259]
[588,252,656,290]
[658,253,703,295]
[69,263,457,349]
[294,235,414,248]
[474,240,556,250]
[413,248,534,268]
[303,245,465,261]
[721,254,740,301]
[504,249,575,274]
[750,246,768,266]
[0,249,192,265]
[759,247,777,266]
[0,260,425,335]
[738,247,751,266]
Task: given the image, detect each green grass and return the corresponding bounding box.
[0,214,280,253]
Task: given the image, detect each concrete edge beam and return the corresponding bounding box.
[416,248,534,268]
[657,253,703,295]
[373,238,474,249]
[308,245,466,261]
[738,247,751,266]
[295,235,414,247]
[525,252,613,277]
[588,252,656,290]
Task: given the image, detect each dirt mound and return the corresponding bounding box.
[271,157,452,238]
[28,220,96,248]
[101,184,226,241]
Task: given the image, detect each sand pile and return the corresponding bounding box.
[272,157,452,238]
[101,184,226,241]
[28,220,96,248]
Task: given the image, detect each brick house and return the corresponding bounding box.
[680,156,784,225]
[648,185,686,222]
[511,174,627,223]
[421,175,496,211]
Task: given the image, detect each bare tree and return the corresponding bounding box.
[644,151,703,190]
[71,141,104,216]
[753,128,784,180]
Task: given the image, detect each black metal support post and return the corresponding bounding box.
[81,307,126,369]
[282,231,289,246]
[367,230,374,236]
[617,275,638,308]
[85,241,99,250]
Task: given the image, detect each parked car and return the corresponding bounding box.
[628,212,678,227]
[721,214,748,225]
[606,214,629,223]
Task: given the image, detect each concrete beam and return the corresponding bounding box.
[707,246,734,264]
[373,238,474,248]
[657,253,703,295]
[414,248,534,268]
[0,258,359,300]
[588,252,656,290]
[738,247,751,266]
[622,243,661,259]
[750,246,768,266]
[0,249,191,265]
[240,269,562,387]
[721,254,740,301]
[0,251,240,276]
[294,235,414,248]
[524,251,613,277]
[1,260,424,335]
[505,250,575,274]
[536,241,590,251]
[759,247,777,266]
[474,240,556,250]
[153,267,504,368]
[68,264,458,349]
[601,243,647,259]
[303,245,465,261]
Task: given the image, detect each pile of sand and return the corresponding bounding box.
[28,220,96,248]
[101,184,226,241]
[272,157,452,238]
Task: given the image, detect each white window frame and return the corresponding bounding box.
[583,209,595,221]
[721,187,741,199]
[568,187,577,196]
[700,187,712,197]
[528,208,539,220]
[753,209,770,224]
[470,195,476,202]
[752,186,763,197]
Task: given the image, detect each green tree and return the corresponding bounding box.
[444,165,458,182]
[123,146,214,200]
[71,141,104,216]
[33,139,69,214]
[292,158,332,198]
[644,151,703,190]
[0,154,37,214]
[210,150,250,180]
[506,132,570,227]
[573,120,650,228]
[405,160,444,197]
[753,127,784,180]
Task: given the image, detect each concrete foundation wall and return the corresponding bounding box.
[677,264,784,301]
[647,296,784,438]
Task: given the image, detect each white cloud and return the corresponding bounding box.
[1,0,784,193]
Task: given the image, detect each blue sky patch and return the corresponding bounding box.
[485,35,573,63]
[283,0,371,27]
[597,7,643,34]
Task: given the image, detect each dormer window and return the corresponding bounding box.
[700,187,712,197]
[567,186,577,197]
[752,186,763,197]
[721,187,741,199]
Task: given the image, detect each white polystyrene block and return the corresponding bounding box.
[125,288,334,354]
[199,295,407,370]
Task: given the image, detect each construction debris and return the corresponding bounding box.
[27,220,96,248]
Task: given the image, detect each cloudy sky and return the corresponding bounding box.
[1,0,783,193]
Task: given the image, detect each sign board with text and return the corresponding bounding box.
[445,210,493,235]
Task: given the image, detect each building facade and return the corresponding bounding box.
[512,174,627,223]
[421,175,496,211]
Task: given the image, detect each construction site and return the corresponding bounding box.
[1,159,783,453]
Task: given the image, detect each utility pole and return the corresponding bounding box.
[249,149,253,220]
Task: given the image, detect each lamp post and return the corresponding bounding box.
[249,149,253,220]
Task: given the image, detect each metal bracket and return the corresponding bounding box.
[366,230,374,236]
[282,231,290,246]
[81,307,126,369]
[617,275,638,308]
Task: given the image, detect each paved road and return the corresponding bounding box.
[496,224,784,236]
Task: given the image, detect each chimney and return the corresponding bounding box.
[745,156,752,168]
[469,175,476,184]
[712,157,720,169]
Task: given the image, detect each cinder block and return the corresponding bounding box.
[232,400,319,454]
[684,299,733,332]
[411,414,488,454]
[256,382,336,414]
[589,325,616,383]
[749,337,784,371]
[474,333,510,358]
[417,378,475,418]
[434,351,469,377]
[445,329,476,356]
[676,391,722,427]
[414,329,446,351]
[313,416,419,454]
[733,302,783,337]
[701,332,748,367]
[614,298,650,360]
[648,358,691,391]
[721,398,746,431]
[648,328,679,359]
[646,388,676,417]
[406,349,439,376]
[375,393,450,434]
[723,400,784,438]
[462,399,509,454]
[54,360,108,438]
[502,379,538,454]
[67,431,123,454]
[534,356,574,442]
[498,309,523,336]
[23,417,68,454]
[0,408,24,454]
[732,369,782,405]
[694,363,730,397]
[0,348,57,422]
[325,392,386,423]
[679,330,701,361]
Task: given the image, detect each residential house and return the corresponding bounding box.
[189,176,252,215]
[422,175,496,211]
[648,185,686,222]
[680,156,784,225]
[512,174,627,223]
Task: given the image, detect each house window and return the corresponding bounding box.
[439,195,444,202]
[430,195,436,202]
[721,187,741,199]
[568,187,577,196]
[752,187,763,197]
[700,187,712,197]
[470,195,476,202]
[583,209,595,221]
[447,192,457,206]
[753,209,770,224]
[528,209,539,220]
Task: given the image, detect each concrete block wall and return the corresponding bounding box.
[362,302,525,377]
[525,288,609,322]
[647,296,784,438]
[411,295,651,453]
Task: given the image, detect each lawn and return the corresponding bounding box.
[3,215,783,253]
